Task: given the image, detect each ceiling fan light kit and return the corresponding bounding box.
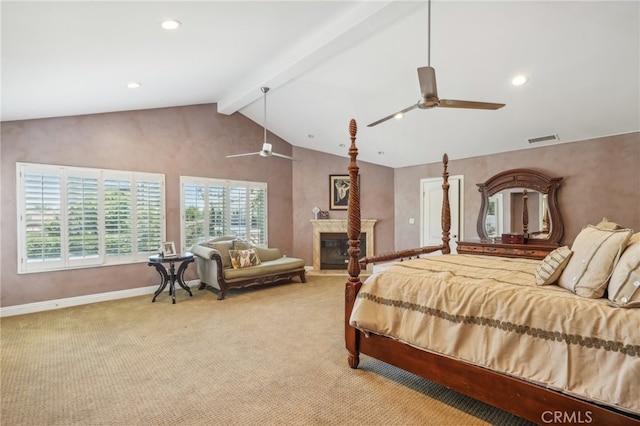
[226,87,296,161]
[368,0,505,127]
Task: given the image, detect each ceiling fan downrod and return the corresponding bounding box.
[261,87,269,147]
[427,0,431,67]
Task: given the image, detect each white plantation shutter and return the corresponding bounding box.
[180,177,267,251]
[136,178,163,254]
[67,173,100,265]
[22,168,63,270]
[208,185,226,239]
[248,186,267,245]
[183,183,206,249]
[104,177,132,258]
[17,163,165,273]
[229,186,248,240]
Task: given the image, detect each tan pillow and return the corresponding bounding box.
[229,248,261,269]
[558,226,632,298]
[534,246,573,285]
[607,233,640,307]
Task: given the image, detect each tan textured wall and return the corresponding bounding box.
[291,146,395,266]
[394,132,640,249]
[0,104,296,307]
[2,104,637,309]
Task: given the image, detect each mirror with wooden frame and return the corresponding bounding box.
[476,169,564,244]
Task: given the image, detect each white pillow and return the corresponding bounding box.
[607,233,640,307]
[558,226,632,298]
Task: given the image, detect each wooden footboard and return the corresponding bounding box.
[343,119,639,425]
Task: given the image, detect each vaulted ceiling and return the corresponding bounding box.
[2,1,638,168]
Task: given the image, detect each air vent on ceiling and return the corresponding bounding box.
[528,134,559,144]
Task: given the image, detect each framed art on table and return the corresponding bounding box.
[162,241,177,257]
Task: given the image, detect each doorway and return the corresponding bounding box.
[420,175,463,253]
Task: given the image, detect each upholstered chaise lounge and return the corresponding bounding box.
[191,236,306,300]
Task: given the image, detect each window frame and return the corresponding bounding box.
[180,176,268,252]
[16,162,166,274]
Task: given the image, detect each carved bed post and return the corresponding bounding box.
[522,189,529,235]
[345,119,362,369]
[440,154,451,254]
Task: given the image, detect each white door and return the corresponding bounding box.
[420,175,462,253]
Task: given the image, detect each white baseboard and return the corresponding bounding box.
[0,280,201,318]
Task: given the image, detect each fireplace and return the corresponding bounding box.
[311,219,377,272]
[320,232,366,270]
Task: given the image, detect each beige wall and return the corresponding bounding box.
[2,102,637,309]
[0,104,298,307]
[291,146,395,266]
[394,132,640,249]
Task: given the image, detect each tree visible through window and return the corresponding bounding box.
[17,163,165,273]
[181,177,267,251]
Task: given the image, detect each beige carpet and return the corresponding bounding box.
[1,275,534,426]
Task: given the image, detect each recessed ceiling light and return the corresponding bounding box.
[127,82,142,89]
[512,75,529,86]
[161,19,181,30]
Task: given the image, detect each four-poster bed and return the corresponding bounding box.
[343,119,639,425]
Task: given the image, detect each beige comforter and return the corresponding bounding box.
[350,254,640,414]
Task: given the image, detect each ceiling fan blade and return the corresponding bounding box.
[271,152,296,161]
[417,66,438,98]
[367,103,419,127]
[439,99,505,110]
[225,152,261,158]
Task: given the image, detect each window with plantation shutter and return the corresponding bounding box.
[104,177,132,258]
[67,174,100,265]
[208,186,226,239]
[23,169,63,269]
[17,163,165,273]
[136,178,163,255]
[183,183,206,250]
[180,177,267,251]
[248,186,266,244]
[229,186,248,240]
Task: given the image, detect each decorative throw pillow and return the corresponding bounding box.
[558,225,633,298]
[534,246,573,285]
[229,249,261,269]
[607,233,640,307]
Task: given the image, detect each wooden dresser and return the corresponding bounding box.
[457,239,558,260]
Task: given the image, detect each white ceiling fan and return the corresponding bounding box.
[226,87,295,160]
[368,0,505,127]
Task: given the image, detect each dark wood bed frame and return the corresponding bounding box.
[343,119,639,425]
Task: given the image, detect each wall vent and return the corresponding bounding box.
[528,134,559,144]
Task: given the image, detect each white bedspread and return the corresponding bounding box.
[349,254,640,414]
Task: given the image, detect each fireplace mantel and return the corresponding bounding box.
[311,219,377,271]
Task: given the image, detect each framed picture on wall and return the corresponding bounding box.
[329,174,359,210]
